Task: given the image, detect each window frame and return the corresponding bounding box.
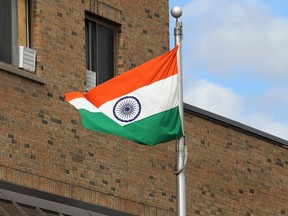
[0,0,33,66]
[85,12,119,86]
[0,0,44,84]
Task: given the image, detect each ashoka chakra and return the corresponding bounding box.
[113,96,141,122]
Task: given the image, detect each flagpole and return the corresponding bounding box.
[171,6,187,216]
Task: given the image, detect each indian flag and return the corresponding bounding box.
[65,46,183,146]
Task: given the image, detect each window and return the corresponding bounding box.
[85,14,118,89]
[0,0,13,64]
[0,180,133,216]
[0,0,32,65]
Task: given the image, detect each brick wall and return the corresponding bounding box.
[1,0,174,215]
[185,111,288,215]
[0,0,288,215]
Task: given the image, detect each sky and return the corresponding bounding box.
[169,0,288,141]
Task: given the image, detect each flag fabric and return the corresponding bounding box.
[65,46,183,146]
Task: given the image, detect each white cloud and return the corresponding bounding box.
[245,113,288,140]
[176,0,288,141]
[184,79,244,120]
[263,86,288,108]
[182,0,288,80]
[254,86,288,123]
[184,79,288,140]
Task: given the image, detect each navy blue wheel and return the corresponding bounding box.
[113,96,141,122]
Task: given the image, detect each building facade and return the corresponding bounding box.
[0,0,288,215]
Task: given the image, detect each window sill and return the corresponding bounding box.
[0,61,46,84]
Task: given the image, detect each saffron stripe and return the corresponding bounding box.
[68,74,179,126]
[85,46,178,107]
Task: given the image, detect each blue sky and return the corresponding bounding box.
[169,0,288,140]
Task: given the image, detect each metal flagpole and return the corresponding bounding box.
[171,6,187,216]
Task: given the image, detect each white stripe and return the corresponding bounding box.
[69,74,179,126]
[69,98,99,112]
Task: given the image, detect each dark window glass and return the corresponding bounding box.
[0,0,12,63]
[85,17,116,86]
[98,24,114,84]
[85,20,97,71]
[0,0,32,65]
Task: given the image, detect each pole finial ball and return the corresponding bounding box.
[171,6,183,18]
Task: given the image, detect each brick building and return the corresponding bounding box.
[0,0,288,215]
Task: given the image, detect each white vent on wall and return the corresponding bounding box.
[18,46,36,73]
[86,69,97,91]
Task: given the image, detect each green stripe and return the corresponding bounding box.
[78,107,183,146]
